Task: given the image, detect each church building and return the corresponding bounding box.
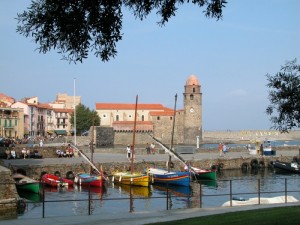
[95,74,202,145]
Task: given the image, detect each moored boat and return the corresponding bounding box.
[74,173,103,187]
[189,166,217,180]
[12,173,41,194]
[112,172,149,187]
[271,161,300,174]
[41,173,74,187]
[148,168,190,187]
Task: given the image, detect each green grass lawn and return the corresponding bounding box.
[146,206,300,225]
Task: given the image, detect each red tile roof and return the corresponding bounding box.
[38,103,52,109]
[96,103,165,110]
[150,111,175,116]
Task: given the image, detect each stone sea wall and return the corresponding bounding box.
[0,166,18,218]
[203,130,300,142]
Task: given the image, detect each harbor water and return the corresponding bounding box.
[14,168,300,220]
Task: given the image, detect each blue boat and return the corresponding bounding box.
[148,168,190,186]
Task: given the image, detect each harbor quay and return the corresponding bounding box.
[0,144,299,223]
[1,144,300,180]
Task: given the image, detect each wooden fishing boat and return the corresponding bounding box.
[41,173,74,187]
[112,95,150,187]
[148,168,190,187]
[74,173,103,187]
[271,161,300,174]
[189,166,217,180]
[112,172,149,187]
[12,173,41,194]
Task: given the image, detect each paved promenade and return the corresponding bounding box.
[2,148,299,167]
[1,202,299,225]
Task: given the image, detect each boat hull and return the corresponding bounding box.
[74,173,103,187]
[17,182,41,194]
[192,170,217,180]
[42,174,74,187]
[112,172,149,187]
[13,173,41,194]
[271,161,300,174]
[148,168,190,187]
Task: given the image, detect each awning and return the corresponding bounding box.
[54,130,67,135]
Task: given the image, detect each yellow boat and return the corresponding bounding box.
[112,172,150,187]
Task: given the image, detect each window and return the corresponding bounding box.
[190,94,194,100]
[142,115,144,121]
[157,116,160,120]
[116,115,119,121]
[170,117,173,120]
[103,114,107,118]
[193,87,195,93]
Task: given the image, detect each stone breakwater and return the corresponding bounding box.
[203,130,300,142]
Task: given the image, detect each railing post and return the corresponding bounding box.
[130,185,134,213]
[258,179,261,205]
[42,182,45,218]
[199,182,202,208]
[230,180,232,207]
[88,185,91,215]
[285,178,287,203]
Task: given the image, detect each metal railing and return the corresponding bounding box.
[1,177,299,219]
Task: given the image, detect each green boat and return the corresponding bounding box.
[189,166,217,180]
[13,173,41,194]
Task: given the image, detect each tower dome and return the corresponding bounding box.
[186,74,199,86]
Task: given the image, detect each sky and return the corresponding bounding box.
[1,0,299,131]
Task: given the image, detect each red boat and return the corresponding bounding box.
[42,173,74,187]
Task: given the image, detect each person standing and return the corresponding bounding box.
[21,147,27,159]
[223,143,228,154]
[218,143,223,157]
[150,143,156,154]
[146,143,150,154]
[39,139,43,147]
[126,145,131,160]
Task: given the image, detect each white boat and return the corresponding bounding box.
[222,195,298,207]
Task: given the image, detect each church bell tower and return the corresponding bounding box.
[183,74,202,144]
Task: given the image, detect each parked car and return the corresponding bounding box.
[0,137,5,147]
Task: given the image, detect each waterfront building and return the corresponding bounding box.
[96,74,203,145]
[0,107,24,138]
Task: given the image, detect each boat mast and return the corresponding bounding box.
[90,117,95,174]
[73,78,77,146]
[168,94,177,172]
[131,95,138,174]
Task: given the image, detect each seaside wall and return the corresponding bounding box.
[65,130,300,147]
[0,166,18,217]
[203,130,300,142]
